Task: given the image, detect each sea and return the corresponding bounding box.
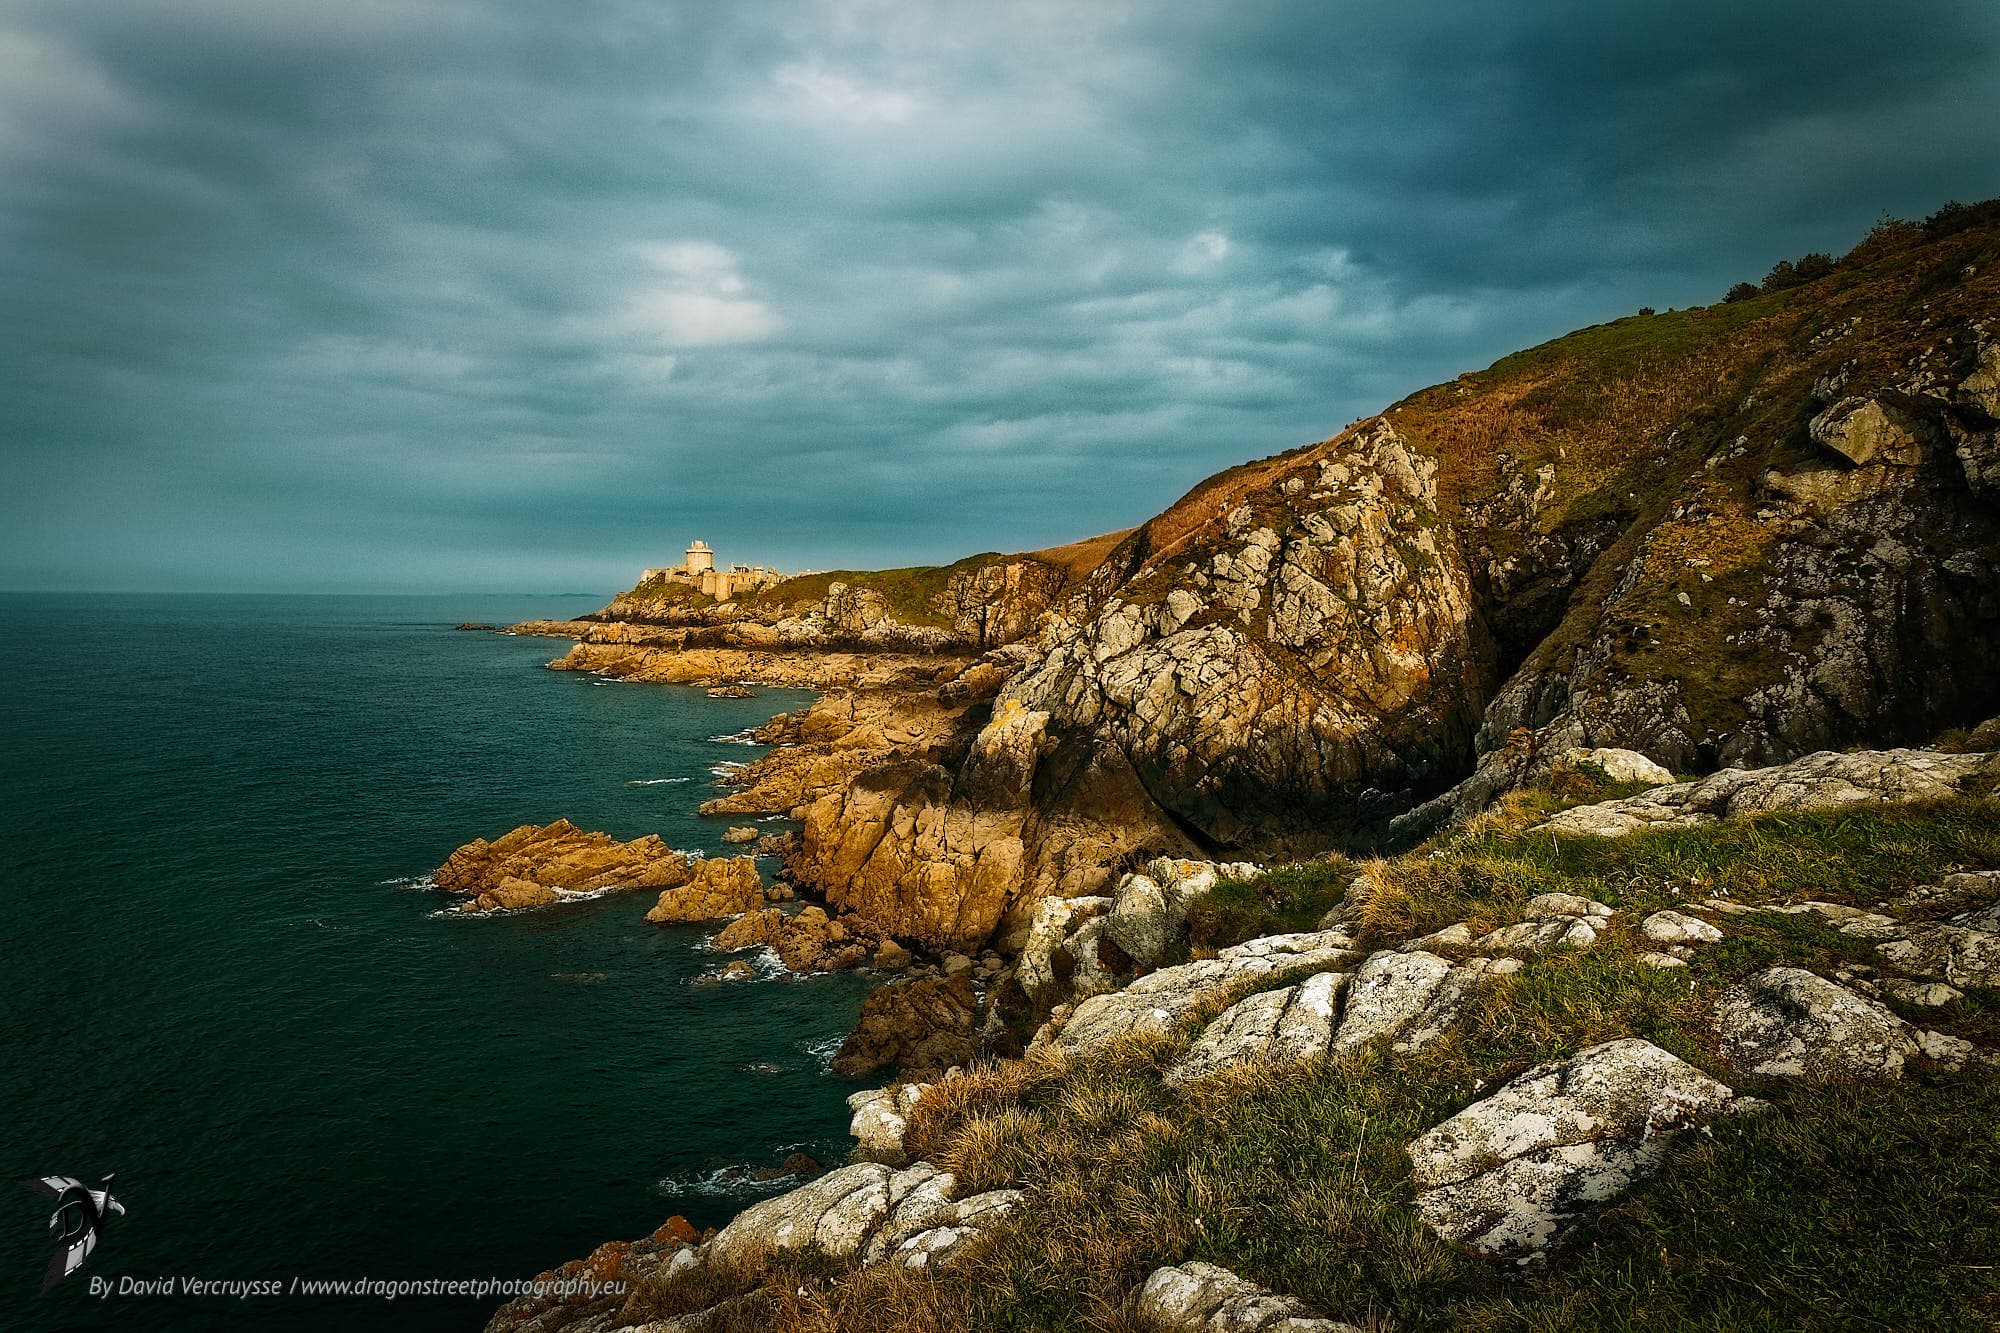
[0,593,872,1331]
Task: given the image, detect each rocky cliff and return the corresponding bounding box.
[778,202,2000,954]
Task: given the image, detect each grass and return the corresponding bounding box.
[604,794,2000,1333]
[749,554,1013,627]
[1353,796,2000,948]
[1184,857,1355,950]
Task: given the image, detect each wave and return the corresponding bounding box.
[627,777,692,786]
[381,873,438,889]
[654,1164,809,1201]
[709,762,747,779]
[709,728,760,745]
[551,884,625,902]
[803,1032,846,1069]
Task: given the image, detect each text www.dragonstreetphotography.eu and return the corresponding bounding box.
[88,1274,627,1301]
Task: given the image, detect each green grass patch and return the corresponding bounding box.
[1185,857,1355,951]
[748,554,1012,627]
[1361,797,2000,948]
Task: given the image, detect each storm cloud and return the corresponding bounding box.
[5,0,1997,591]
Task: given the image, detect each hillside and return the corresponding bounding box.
[486,201,2000,1332]
[777,201,2000,958]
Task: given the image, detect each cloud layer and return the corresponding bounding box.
[5,0,1998,591]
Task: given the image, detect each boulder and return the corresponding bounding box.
[1640,910,1724,945]
[1473,895,1612,955]
[1714,967,1918,1079]
[829,972,978,1079]
[644,856,764,923]
[1054,938,1356,1055]
[847,1085,923,1166]
[437,819,690,913]
[700,1159,1013,1276]
[710,904,883,972]
[1017,895,1111,1001]
[1105,861,1240,968]
[1134,1261,1359,1331]
[1105,874,1174,967]
[1808,395,1928,467]
[721,825,760,844]
[1533,749,1997,838]
[707,1163,897,1264]
[1408,1038,1744,1258]
[1556,747,1674,786]
[1876,920,2000,989]
[1167,948,1510,1085]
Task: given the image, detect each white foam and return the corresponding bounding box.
[654,1165,805,1200]
[803,1032,845,1068]
[627,777,692,786]
[381,873,438,889]
[709,728,760,745]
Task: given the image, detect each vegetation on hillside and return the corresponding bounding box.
[612,781,2000,1332]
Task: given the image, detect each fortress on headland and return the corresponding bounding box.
[643,540,789,601]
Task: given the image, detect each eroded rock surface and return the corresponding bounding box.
[1165,948,1511,1085]
[1053,938,1357,1055]
[1714,967,1918,1079]
[829,973,978,1079]
[1408,1038,1743,1257]
[436,819,689,913]
[643,856,764,923]
[1134,1261,1360,1332]
[1532,749,1997,838]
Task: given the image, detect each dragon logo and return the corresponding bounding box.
[18,1174,124,1292]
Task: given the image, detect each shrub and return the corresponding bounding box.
[1723,281,1760,303]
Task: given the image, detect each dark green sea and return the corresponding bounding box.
[0,594,871,1331]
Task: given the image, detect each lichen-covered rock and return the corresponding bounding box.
[643,856,763,923]
[1876,922,2000,989]
[1640,910,1724,945]
[1165,971,1348,1086]
[1473,894,1612,954]
[1134,1261,1360,1332]
[437,819,690,913]
[1053,939,1356,1055]
[707,1163,897,1264]
[846,1085,923,1166]
[1408,1038,1743,1258]
[1104,860,1239,968]
[1018,894,1112,1001]
[1555,747,1675,786]
[1532,749,1997,838]
[1714,967,1918,1079]
[1165,946,1513,1086]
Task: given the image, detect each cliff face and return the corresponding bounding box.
[785,204,2000,950]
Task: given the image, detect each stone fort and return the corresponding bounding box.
[644,540,789,601]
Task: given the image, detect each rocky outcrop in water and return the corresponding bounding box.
[643,856,764,923]
[829,972,978,1079]
[435,820,689,913]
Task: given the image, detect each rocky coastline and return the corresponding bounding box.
[462,208,2000,1331]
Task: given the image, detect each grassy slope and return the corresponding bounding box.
[597,210,2000,1330]
[616,784,2000,1332]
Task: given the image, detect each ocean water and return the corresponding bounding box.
[0,594,870,1331]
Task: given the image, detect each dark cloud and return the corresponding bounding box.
[4,0,1997,591]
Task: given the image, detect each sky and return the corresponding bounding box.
[5,1,1999,593]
